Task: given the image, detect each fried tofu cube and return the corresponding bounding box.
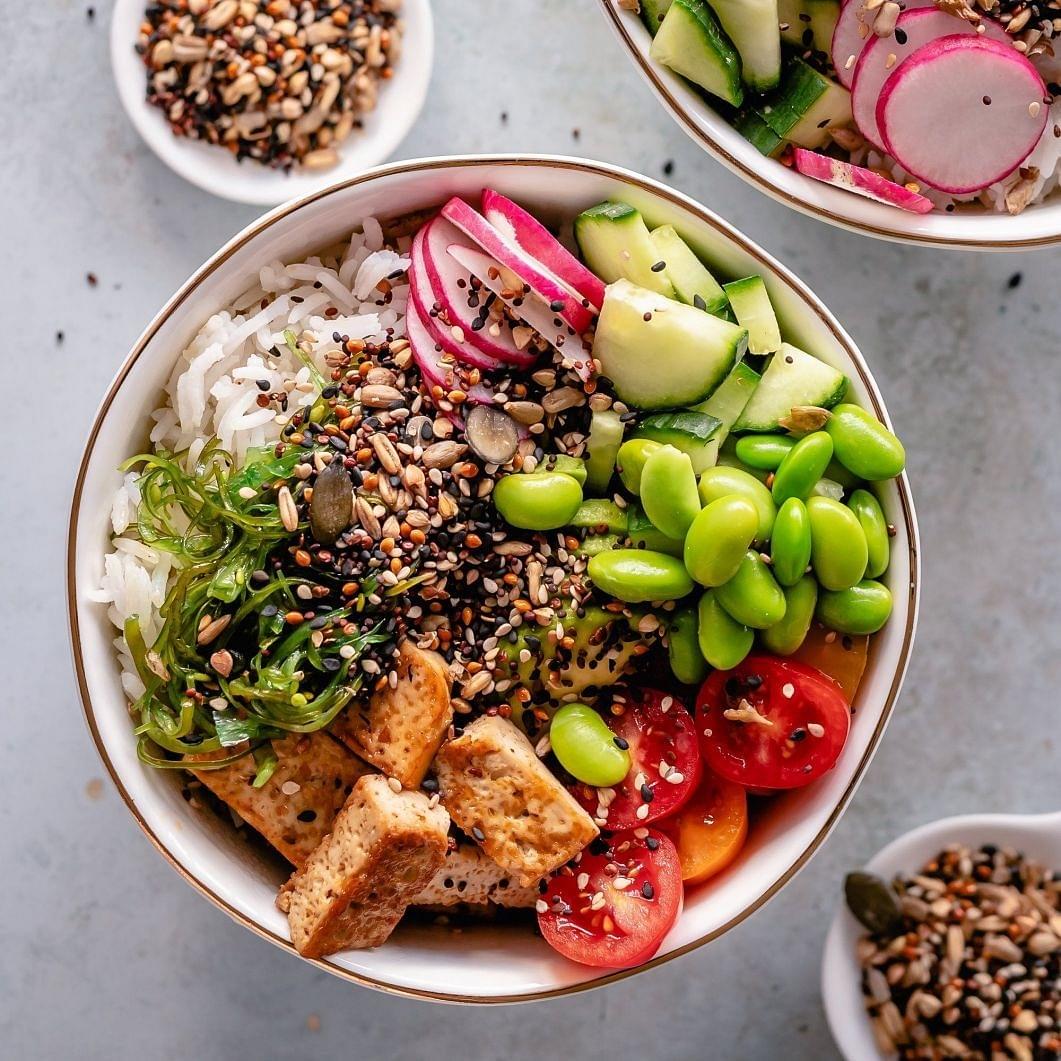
[434,715,599,886]
[413,843,539,910]
[284,775,450,957]
[331,642,453,789]
[187,732,373,867]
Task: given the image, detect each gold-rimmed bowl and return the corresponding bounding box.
[597,0,1061,250]
[67,154,920,1003]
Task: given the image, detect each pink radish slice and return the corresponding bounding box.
[792,148,934,213]
[446,243,594,381]
[413,218,538,370]
[877,34,1048,194]
[481,189,605,311]
[832,0,935,88]
[851,8,1009,149]
[441,197,595,335]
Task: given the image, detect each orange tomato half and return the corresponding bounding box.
[663,767,748,885]
[790,623,869,703]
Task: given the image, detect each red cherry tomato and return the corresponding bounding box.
[695,656,851,790]
[570,688,702,830]
[537,829,683,969]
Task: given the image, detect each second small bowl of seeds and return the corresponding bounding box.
[111,0,433,205]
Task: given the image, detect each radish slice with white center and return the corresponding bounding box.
[446,243,594,381]
[832,0,935,89]
[851,8,1009,148]
[441,197,595,335]
[481,189,605,311]
[792,148,934,213]
[877,35,1048,194]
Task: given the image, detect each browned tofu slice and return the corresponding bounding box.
[284,775,450,957]
[186,732,372,868]
[330,642,453,789]
[434,715,599,886]
[413,843,539,910]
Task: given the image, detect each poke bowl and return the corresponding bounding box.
[68,154,920,1002]
[598,0,1061,249]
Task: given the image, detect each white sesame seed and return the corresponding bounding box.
[635,804,650,821]
[661,695,674,712]
[782,683,795,699]
[387,777,402,793]
[665,771,685,785]
[577,872,590,890]
[238,486,256,499]
[209,697,228,710]
[281,781,301,796]
[535,900,549,914]
[590,892,606,910]
[612,877,633,890]
[807,722,825,738]
[634,828,649,839]
[339,644,355,659]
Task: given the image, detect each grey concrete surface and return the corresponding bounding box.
[1,2,1058,1058]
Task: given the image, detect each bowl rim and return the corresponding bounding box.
[596,0,1061,251]
[66,153,921,1004]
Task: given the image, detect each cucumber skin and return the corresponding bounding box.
[575,203,675,298]
[694,360,761,444]
[724,275,782,356]
[733,109,784,156]
[733,344,848,433]
[649,225,728,315]
[708,0,782,93]
[651,0,744,108]
[640,0,673,34]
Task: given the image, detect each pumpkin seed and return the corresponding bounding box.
[845,871,904,935]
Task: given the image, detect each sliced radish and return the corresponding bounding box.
[481,189,605,311]
[832,0,935,89]
[792,148,934,213]
[877,35,1048,194]
[851,8,1009,149]
[441,197,595,335]
[446,243,594,381]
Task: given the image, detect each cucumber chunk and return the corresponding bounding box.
[733,108,785,156]
[708,0,781,92]
[723,275,782,355]
[650,0,744,107]
[648,225,728,314]
[575,203,675,297]
[585,409,625,495]
[640,0,673,34]
[778,0,840,51]
[595,279,748,412]
[693,360,761,444]
[759,59,851,151]
[634,410,723,474]
[626,504,685,557]
[570,499,629,534]
[733,343,847,432]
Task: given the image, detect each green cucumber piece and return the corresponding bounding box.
[634,410,723,475]
[585,409,625,495]
[707,0,781,92]
[733,344,847,433]
[594,279,748,411]
[759,59,851,151]
[733,108,785,156]
[778,0,804,44]
[650,0,744,107]
[648,225,728,314]
[539,454,587,485]
[626,504,685,557]
[806,0,840,53]
[723,275,782,355]
[576,534,621,558]
[574,203,675,297]
[570,499,629,535]
[640,0,673,34]
[693,360,761,445]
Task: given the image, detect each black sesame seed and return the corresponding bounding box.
[693,294,707,311]
[645,837,659,850]
[641,882,654,899]
[549,299,565,312]
[471,826,486,842]
[640,784,654,802]
[613,736,629,750]
[650,260,667,273]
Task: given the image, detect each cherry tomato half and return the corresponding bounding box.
[537,829,683,969]
[570,687,702,830]
[790,624,869,703]
[696,656,851,790]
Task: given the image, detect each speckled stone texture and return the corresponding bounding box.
[1,2,1058,1058]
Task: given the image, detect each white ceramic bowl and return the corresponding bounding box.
[597,0,1061,250]
[110,0,433,206]
[822,810,1061,1059]
[67,154,920,1003]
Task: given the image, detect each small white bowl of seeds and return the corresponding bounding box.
[111,0,433,206]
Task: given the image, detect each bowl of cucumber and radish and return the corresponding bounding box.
[600,0,1061,248]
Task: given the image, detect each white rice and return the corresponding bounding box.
[89,220,412,695]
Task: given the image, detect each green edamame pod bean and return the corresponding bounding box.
[716,449,771,484]
[698,466,776,541]
[735,434,796,470]
[848,489,890,579]
[816,579,893,635]
[626,504,684,557]
[588,549,694,603]
[807,496,868,591]
[616,438,662,494]
[493,472,583,531]
[761,576,818,655]
[825,457,861,490]
[641,446,701,540]
[576,533,620,558]
[540,454,588,486]
[715,551,787,629]
[771,498,812,587]
[771,431,834,504]
[668,606,709,685]
[826,404,905,481]
[550,702,631,786]
[683,496,759,587]
[570,499,629,535]
[698,590,754,670]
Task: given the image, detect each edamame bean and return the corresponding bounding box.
[770,498,812,587]
[825,457,861,490]
[734,434,796,470]
[588,549,694,603]
[715,551,787,629]
[848,489,890,579]
[668,606,709,685]
[716,449,771,484]
[826,404,905,481]
[616,438,662,494]
[807,496,868,591]
[683,496,759,587]
[761,576,818,655]
[540,454,588,486]
[698,466,776,541]
[550,702,631,786]
[698,590,754,670]
[626,504,684,557]
[772,432,834,504]
[570,499,629,535]
[641,445,701,540]
[493,471,583,531]
[816,579,893,635]
[576,534,620,558]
